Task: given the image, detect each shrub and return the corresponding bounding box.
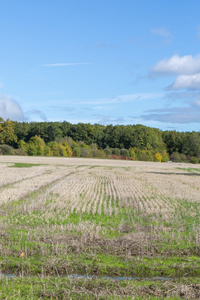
[80,147,92,158]
[190,156,199,164]
[0,144,15,155]
[161,150,170,162]
[129,148,137,160]
[146,151,154,161]
[108,154,119,160]
[18,140,27,154]
[98,149,106,158]
[56,136,74,147]
[63,142,72,156]
[112,148,120,156]
[104,147,112,156]
[14,148,26,156]
[120,149,130,158]
[73,147,81,157]
[48,141,60,156]
[27,143,38,156]
[139,151,151,161]
[180,153,187,162]
[170,152,181,162]
[28,136,45,156]
[44,146,51,156]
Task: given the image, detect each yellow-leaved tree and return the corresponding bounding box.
[0,117,17,144]
[154,152,162,162]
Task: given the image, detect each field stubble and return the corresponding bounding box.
[0,156,200,299]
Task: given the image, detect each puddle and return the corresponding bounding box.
[68,275,172,281]
[0,273,172,281]
[0,273,14,278]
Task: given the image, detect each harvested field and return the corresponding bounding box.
[0,156,200,299]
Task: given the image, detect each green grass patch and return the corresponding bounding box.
[1,275,195,299]
[1,253,200,278]
[10,162,44,168]
[177,167,200,173]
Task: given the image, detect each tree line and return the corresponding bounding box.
[0,118,200,163]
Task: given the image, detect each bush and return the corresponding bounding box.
[58,142,72,157]
[112,148,120,156]
[161,150,170,162]
[104,147,112,156]
[129,148,137,160]
[170,152,181,162]
[180,153,187,162]
[92,149,100,158]
[56,136,74,147]
[73,147,81,157]
[120,149,130,158]
[28,136,45,156]
[108,154,119,160]
[98,149,106,158]
[27,143,38,156]
[14,148,27,156]
[18,140,27,154]
[80,147,92,158]
[44,146,51,156]
[190,156,199,164]
[0,144,15,155]
[139,151,151,161]
[48,141,60,156]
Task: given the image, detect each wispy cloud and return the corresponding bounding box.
[95,42,116,49]
[81,93,162,105]
[93,114,126,125]
[141,100,200,123]
[0,95,25,121]
[48,106,77,113]
[26,110,47,121]
[165,91,200,100]
[42,63,91,67]
[150,27,172,37]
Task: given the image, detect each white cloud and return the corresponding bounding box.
[150,27,172,37]
[153,54,200,75]
[170,74,200,90]
[42,63,91,67]
[0,95,25,121]
[152,54,200,90]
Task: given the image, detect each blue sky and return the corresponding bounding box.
[1,0,200,132]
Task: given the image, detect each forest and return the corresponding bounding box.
[0,117,200,163]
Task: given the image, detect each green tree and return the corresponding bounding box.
[18,140,28,154]
[28,136,45,156]
[182,132,200,157]
[73,147,81,157]
[48,141,60,156]
[129,147,137,160]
